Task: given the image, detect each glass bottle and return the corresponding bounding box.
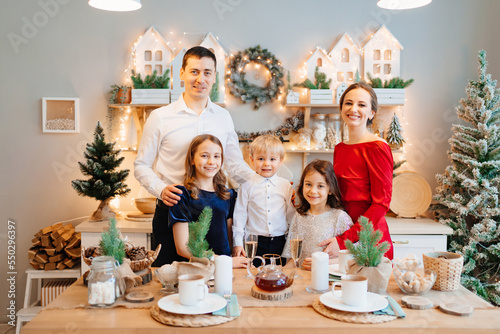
[87,256,118,306]
[326,114,342,148]
[310,113,327,149]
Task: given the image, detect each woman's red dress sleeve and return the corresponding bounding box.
[335,142,393,248]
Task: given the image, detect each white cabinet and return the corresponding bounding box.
[75,216,152,274]
[386,216,453,263]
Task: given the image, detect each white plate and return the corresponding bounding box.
[320,290,388,313]
[158,293,226,315]
[328,263,345,277]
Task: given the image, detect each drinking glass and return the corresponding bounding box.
[289,231,304,279]
[244,234,258,278]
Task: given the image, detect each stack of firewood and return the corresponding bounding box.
[28,222,81,270]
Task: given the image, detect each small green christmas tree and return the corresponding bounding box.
[386,113,406,149]
[431,50,500,305]
[345,216,389,267]
[187,207,214,259]
[294,66,332,89]
[99,218,125,264]
[210,72,219,102]
[72,122,130,220]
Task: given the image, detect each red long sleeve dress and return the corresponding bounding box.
[333,140,394,260]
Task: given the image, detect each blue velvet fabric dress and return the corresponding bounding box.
[166,185,236,262]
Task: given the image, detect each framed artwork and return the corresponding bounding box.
[42,97,80,133]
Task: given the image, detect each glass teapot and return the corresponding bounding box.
[247,255,295,292]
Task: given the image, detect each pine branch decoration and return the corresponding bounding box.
[99,218,125,264]
[187,207,214,259]
[345,216,389,267]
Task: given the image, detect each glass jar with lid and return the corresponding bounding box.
[326,114,342,148]
[87,256,119,306]
[311,113,327,149]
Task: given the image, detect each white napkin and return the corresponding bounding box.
[214,255,232,295]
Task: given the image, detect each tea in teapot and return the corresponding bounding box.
[247,255,294,292]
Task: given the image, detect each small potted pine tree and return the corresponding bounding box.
[130,68,171,104]
[386,113,406,150]
[345,216,392,294]
[295,66,333,104]
[366,73,413,105]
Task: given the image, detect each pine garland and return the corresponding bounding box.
[345,216,389,267]
[237,110,304,142]
[72,122,131,201]
[366,72,414,88]
[431,50,500,306]
[226,45,285,110]
[99,218,125,264]
[187,207,214,259]
[295,66,332,89]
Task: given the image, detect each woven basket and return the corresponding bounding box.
[423,251,463,291]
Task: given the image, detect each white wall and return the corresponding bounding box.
[1,0,500,320]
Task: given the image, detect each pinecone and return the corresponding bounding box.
[126,246,147,261]
[85,246,101,258]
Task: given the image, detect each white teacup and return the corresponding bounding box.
[338,249,354,274]
[178,274,208,306]
[331,274,367,306]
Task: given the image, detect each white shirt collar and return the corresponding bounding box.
[254,173,278,186]
[175,94,215,115]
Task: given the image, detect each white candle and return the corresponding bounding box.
[214,255,233,295]
[311,252,329,291]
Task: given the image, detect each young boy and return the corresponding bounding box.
[232,134,295,258]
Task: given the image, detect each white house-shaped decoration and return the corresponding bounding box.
[329,33,361,88]
[286,90,299,104]
[362,25,403,82]
[170,48,186,101]
[199,32,228,103]
[304,47,334,84]
[134,26,174,78]
[335,82,348,104]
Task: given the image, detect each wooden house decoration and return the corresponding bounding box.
[170,48,186,102]
[286,90,299,104]
[328,33,361,88]
[335,82,348,104]
[133,26,174,78]
[361,25,403,82]
[199,32,228,103]
[304,47,335,84]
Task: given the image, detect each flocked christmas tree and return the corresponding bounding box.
[386,113,406,150]
[431,50,500,305]
[72,122,131,221]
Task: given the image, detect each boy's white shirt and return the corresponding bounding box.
[232,173,295,247]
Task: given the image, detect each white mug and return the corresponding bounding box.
[178,274,208,306]
[331,274,367,306]
[338,249,354,274]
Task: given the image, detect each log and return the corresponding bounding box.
[44,262,57,271]
[49,254,66,263]
[64,247,81,258]
[250,285,293,301]
[401,296,433,310]
[28,248,39,260]
[66,233,81,249]
[35,253,48,264]
[32,237,42,247]
[45,247,57,256]
[38,223,63,237]
[56,262,67,270]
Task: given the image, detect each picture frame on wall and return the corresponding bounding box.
[42,97,80,133]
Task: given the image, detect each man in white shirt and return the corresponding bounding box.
[134,46,254,265]
[232,135,295,260]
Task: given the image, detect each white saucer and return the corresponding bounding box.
[328,264,345,277]
[320,290,388,313]
[158,293,226,315]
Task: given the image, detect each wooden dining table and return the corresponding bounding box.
[21,267,500,334]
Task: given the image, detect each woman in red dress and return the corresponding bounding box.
[320,82,394,260]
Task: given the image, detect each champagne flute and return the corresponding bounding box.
[289,230,304,279]
[244,234,258,278]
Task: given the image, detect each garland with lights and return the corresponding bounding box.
[226,45,285,110]
[237,110,304,142]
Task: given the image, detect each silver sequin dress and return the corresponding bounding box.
[282,208,353,265]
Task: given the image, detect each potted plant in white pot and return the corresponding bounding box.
[366,73,413,105]
[131,69,171,104]
[295,66,333,104]
[345,216,392,294]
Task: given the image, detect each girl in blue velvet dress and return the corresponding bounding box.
[166,134,248,268]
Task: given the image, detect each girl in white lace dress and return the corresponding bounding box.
[282,160,352,269]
